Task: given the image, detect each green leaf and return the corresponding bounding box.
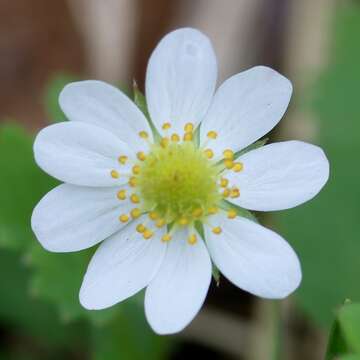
[0,249,87,348]
[0,124,58,251]
[92,302,173,360]
[43,74,77,123]
[0,123,119,325]
[276,4,360,327]
[326,302,360,359]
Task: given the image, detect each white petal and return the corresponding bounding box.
[59,80,152,153]
[200,66,292,158]
[205,214,301,299]
[146,28,217,135]
[145,230,211,334]
[80,219,166,310]
[34,121,135,187]
[226,141,329,211]
[31,184,132,252]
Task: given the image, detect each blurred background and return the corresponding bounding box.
[0,0,359,359]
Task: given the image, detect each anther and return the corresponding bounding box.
[232,162,244,172]
[222,188,230,198]
[149,211,159,220]
[162,233,172,242]
[212,226,222,235]
[138,131,149,139]
[155,218,166,228]
[227,209,237,219]
[204,148,214,159]
[118,155,128,165]
[230,188,240,198]
[178,217,189,225]
[220,177,229,188]
[117,189,126,200]
[184,122,194,133]
[129,176,137,187]
[188,234,197,245]
[132,165,141,175]
[130,208,142,219]
[171,133,180,142]
[160,137,169,148]
[207,131,218,139]
[192,208,203,218]
[208,206,218,215]
[130,193,140,203]
[143,229,153,240]
[183,132,193,141]
[223,149,234,160]
[224,159,234,169]
[119,214,129,223]
[137,152,146,161]
[136,224,146,233]
[110,170,119,179]
[162,122,171,130]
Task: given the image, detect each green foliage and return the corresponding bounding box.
[277,4,360,327]
[326,302,360,360]
[0,81,173,357]
[43,74,77,123]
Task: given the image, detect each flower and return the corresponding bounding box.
[31,28,329,335]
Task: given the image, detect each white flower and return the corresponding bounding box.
[31,28,329,335]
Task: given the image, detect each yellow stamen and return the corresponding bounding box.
[149,211,159,220]
[204,148,214,159]
[155,218,166,228]
[222,188,230,198]
[188,234,197,245]
[208,206,218,215]
[138,131,149,139]
[117,189,126,200]
[220,177,229,188]
[118,155,128,165]
[184,122,194,133]
[160,137,169,148]
[212,226,222,235]
[227,209,237,219]
[130,208,141,219]
[171,133,180,142]
[207,131,218,139]
[162,122,171,130]
[183,132,193,141]
[119,214,129,223]
[132,165,141,175]
[130,193,140,204]
[192,208,203,218]
[136,224,146,233]
[129,176,137,187]
[224,159,234,169]
[232,162,244,172]
[110,170,119,179]
[223,149,234,160]
[230,188,240,198]
[162,233,172,242]
[178,217,189,225]
[137,152,146,161]
[143,229,153,240]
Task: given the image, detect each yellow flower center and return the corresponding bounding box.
[137,141,221,224]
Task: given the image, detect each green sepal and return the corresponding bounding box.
[133,80,161,143]
[326,300,360,360]
[233,137,268,160]
[219,199,258,223]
